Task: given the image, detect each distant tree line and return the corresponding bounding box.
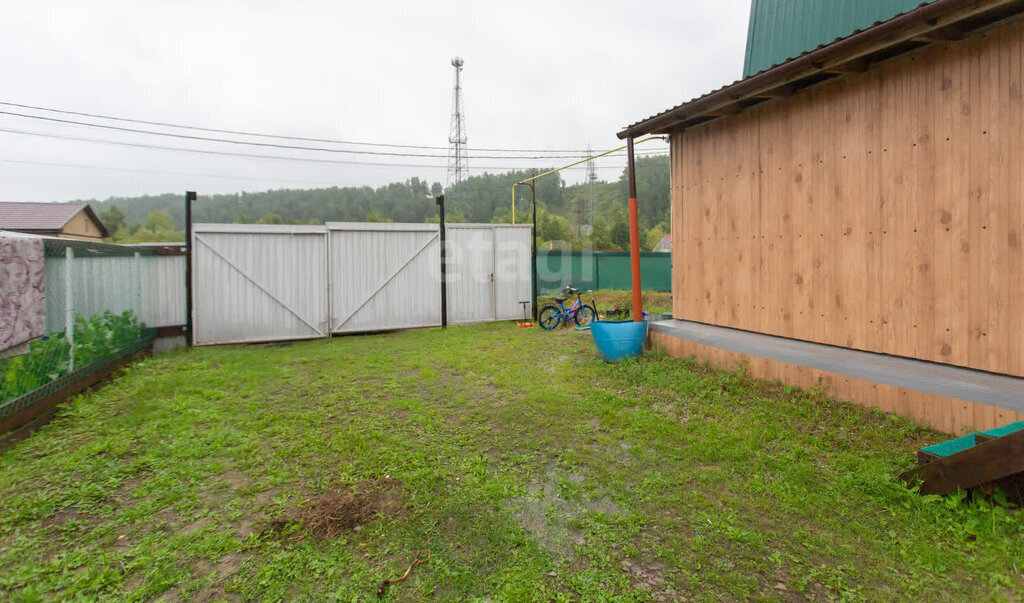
[90,156,670,250]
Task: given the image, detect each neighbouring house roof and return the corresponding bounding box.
[0,202,110,238]
[653,234,671,252]
[618,0,1024,140]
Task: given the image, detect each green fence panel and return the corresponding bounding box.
[535,251,671,293]
[536,251,596,293]
[596,253,672,291]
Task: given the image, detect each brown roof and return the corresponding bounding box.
[0,202,110,238]
[618,0,1024,139]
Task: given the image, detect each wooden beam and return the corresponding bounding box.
[900,429,1024,495]
[818,58,870,73]
[752,84,798,99]
[974,433,997,444]
[706,104,742,117]
[667,116,719,135]
[913,24,965,42]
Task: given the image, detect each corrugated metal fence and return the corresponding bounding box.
[536,250,671,294]
[328,223,440,334]
[191,223,532,345]
[447,224,532,324]
[44,244,185,332]
[192,224,329,345]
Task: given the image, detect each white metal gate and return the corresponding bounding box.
[192,224,328,345]
[448,224,532,323]
[328,223,441,333]
[191,222,531,345]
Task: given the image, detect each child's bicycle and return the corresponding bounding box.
[538,286,597,330]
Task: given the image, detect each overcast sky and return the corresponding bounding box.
[1,0,751,203]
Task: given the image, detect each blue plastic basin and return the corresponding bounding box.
[591,320,648,362]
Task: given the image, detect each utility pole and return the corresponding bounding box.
[446,57,468,210]
[586,143,598,225]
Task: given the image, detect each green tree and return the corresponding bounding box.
[618,154,670,230]
[98,205,126,237]
[534,203,574,246]
[646,222,668,251]
[256,213,283,224]
[610,217,630,250]
[589,216,614,250]
[144,210,175,232]
[424,206,465,224]
[78,157,672,244]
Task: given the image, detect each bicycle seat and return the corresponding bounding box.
[554,296,566,303]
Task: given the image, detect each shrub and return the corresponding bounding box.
[0,310,143,405]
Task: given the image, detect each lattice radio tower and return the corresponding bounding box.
[586,144,598,223]
[447,57,468,204]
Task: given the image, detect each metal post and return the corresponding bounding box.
[530,177,538,321]
[64,246,74,371]
[532,177,540,319]
[185,191,196,346]
[134,251,143,325]
[627,138,643,322]
[436,194,447,329]
[324,228,332,337]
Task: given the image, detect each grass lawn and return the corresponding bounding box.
[1,323,1022,600]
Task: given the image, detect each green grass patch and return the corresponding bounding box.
[1,323,1021,600]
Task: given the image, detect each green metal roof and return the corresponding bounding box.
[743,0,940,77]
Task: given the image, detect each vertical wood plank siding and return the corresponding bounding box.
[671,21,1023,378]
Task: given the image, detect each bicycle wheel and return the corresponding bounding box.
[574,305,597,327]
[538,306,561,330]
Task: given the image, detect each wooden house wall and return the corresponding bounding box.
[670,19,1023,378]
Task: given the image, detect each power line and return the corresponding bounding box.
[0,109,616,160]
[0,100,613,154]
[0,158,372,187]
[0,126,666,171]
[0,158,667,198]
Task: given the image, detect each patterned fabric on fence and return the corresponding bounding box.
[0,232,46,353]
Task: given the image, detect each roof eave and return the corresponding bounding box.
[5,227,62,235]
[618,0,1024,140]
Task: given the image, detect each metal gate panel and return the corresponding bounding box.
[192,224,328,345]
[448,224,532,323]
[327,223,441,333]
[491,225,533,320]
[447,225,496,324]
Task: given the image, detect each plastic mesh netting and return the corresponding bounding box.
[1,234,158,419]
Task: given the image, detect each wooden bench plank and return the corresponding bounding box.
[901,429,1024,495]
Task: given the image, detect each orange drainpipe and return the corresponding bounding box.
[626,137,643,321]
